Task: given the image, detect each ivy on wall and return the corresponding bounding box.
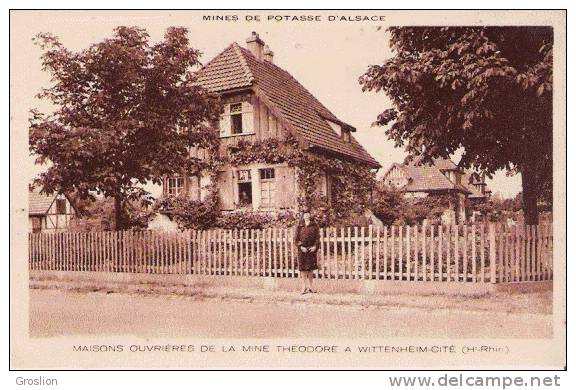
[228,137,376,224]
[156,136,377,229]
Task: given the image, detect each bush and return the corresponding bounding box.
[70,197,154,231]
[369,188,404,225]
[154,194,219,230]
[371,188,453,225]
[215,210,299,230]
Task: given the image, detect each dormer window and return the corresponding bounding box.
[342,130,351,142]
[220,101,254,137]
[326,119,352,142]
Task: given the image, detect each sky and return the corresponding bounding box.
[11,10,522,198]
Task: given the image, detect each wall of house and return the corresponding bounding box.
[148,213,180,232]
[456,193,467,223]
[160,91,292,204]
[217,92,289,156]
[156,90,341,221]
[384,165,408,188]
[29,197,75,233]
[404,191,428,198]
[216,162,297,212]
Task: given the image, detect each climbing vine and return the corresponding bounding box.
[156,135,376,229]
[226,137,376,226]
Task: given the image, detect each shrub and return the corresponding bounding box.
[70,197,154,231]
[154,194,219,230]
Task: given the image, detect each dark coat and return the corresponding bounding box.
[295,223,320,271]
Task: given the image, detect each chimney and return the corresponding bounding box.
[263,45,274,63]
[246,31,264,60]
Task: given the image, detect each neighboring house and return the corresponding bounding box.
[463,171,492,202]
[29,188,76,233]
[381,157,490,224]
[152,32,380,230]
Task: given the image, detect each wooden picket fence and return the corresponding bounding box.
[28,223,553,283]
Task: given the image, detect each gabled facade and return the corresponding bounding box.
[381,157,490,224]
[462,172,492,202]
[29,188,76,233]
[155,32,379,228]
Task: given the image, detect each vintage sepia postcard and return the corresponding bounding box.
[9,9,566,370]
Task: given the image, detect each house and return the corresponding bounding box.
[28,188,76,233]
[381,157,490,224]
[152,32,380,229]
[463,171,492,202]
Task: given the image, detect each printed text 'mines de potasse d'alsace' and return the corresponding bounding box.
[203,14,387,22]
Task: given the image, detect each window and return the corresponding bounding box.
[230,103,243,134]
[55,198,67,214]
[167,176,185,196]
[342,130,351,142]
[237,169,252,207]
[326,119,352,142]
[326,120,342,136]
[260,168,276,207]
[220,102,253,137]
[453,171,462,185]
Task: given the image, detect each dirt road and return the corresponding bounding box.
[29,289,552,338]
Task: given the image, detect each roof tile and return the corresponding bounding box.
[29,188,56,215]
[195,42,380,167]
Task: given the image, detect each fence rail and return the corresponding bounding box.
[28,223,553,283]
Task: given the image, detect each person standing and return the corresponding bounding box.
[295,211,320,294]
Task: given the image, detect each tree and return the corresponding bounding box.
[29,26,221,230]
[360,27,553,224]
[371,187,405,225]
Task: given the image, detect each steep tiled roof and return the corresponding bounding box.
[195,43,253,91]
[386,158,470,194]
[410,156,458,171]
[195,43,380,168]
[29,188,56,215]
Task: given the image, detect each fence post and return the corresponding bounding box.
[489,223,497,283]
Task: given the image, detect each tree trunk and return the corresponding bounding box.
[521,164,539,225]
[114,194,123,231]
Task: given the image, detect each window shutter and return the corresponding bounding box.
[217,170,235,210]
[219,115,230,137]
[188,175,200,201]
[315,174,327,196]
[162,176,167,196]
[275,167,296,209]
[242,101,254,133]
[326,174,332,204]
[219,104,230,136]
[242,101,252,112]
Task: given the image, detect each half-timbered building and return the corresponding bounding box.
[152,32,380,229]
[381,157,491,223]
[28,188,76,233]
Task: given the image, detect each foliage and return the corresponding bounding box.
[29,26,221,230]
[70,197,154,232]
[372,187,453,225]
[406,194,453,224]
[295,193,335,227]
[359,27,553,224]
[227,138,299,165]
[215,210,299,230]
[370,188,405,225]
[157,136,376,229]
[154,193,220,230]
[472,190,555,223]
[227,137,376,224]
